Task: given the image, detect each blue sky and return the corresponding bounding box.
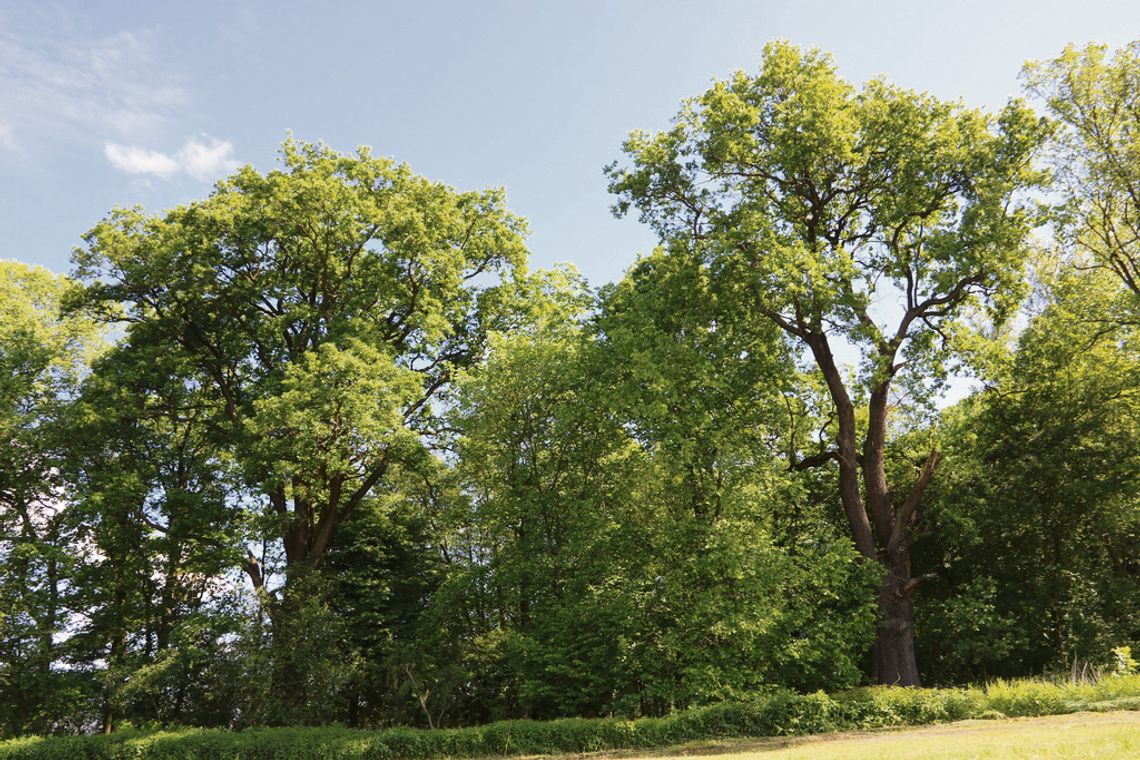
[4,0,1140,286]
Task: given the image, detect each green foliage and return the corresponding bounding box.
[916,265,1139,681]
[605,38,1050,687]
[44,139,533,731]
[433,258,877,718]
[595,245,878,700]
[1025,41,1140,295]
[4,677,1139,759]
[608,40,1049,394]
[1112,647,1138,676]
[0,261,106,735]
[443,269,649,718]
[72,137,529,579]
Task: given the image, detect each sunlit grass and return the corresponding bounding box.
[622,711,1140,759]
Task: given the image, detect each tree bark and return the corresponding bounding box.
[806,334,876,560]
[873,557,921,686]
[863,383,896,546]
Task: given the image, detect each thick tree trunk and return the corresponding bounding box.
[873,559,921,686]
[863,382,923,686]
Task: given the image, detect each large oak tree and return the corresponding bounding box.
[75,140,529,595]
[607,42,1047,685]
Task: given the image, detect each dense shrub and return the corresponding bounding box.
[3,676,1138,759]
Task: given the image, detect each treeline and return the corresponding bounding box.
[1,41,1137,736]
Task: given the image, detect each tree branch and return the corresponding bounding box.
[788,450,838,471]
[887,449,942,557]
[897,572,938,597]
[243,551,264,591]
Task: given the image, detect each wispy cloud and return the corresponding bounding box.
[0,3,189,152]
[104,137,240,181]
[0,122,17,153]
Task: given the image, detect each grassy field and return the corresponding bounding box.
[616,711,1140,759]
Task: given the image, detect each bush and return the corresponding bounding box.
[3,675,1138,759]
[982,678,1071,717]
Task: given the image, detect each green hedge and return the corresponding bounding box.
[3,675,1138,759]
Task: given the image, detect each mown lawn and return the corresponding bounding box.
[612,711,1140,759]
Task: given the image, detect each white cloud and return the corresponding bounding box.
[104,143,181,177]
[177,138,240,181]
[104,137,240,182]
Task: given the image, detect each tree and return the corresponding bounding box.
[447,267,647,719]
[320,457,454,728]
[595,250,877,706]
[916,264,1140,681]
[1024,41,1140,296]
[607,41,1047,684]
[73,139,529,602]
[441,258,877,720]
[0,261,104,735]
[63,343,243,732]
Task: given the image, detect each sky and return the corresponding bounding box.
[3,0,1140,287]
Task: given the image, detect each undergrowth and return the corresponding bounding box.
[2,675,1138,759]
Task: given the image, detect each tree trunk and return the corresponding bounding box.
[102,613,127,734]
[863,381,923,686]
[804,334,933,687]
[873,558,921,686]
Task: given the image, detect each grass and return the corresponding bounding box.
[612,711,1140,759]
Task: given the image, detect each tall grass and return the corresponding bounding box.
[981,673,1140,717]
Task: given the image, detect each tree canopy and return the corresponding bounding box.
[1025,41,1140,295]
[74,139,530,585]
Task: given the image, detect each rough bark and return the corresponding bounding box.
[874,559,921,686]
